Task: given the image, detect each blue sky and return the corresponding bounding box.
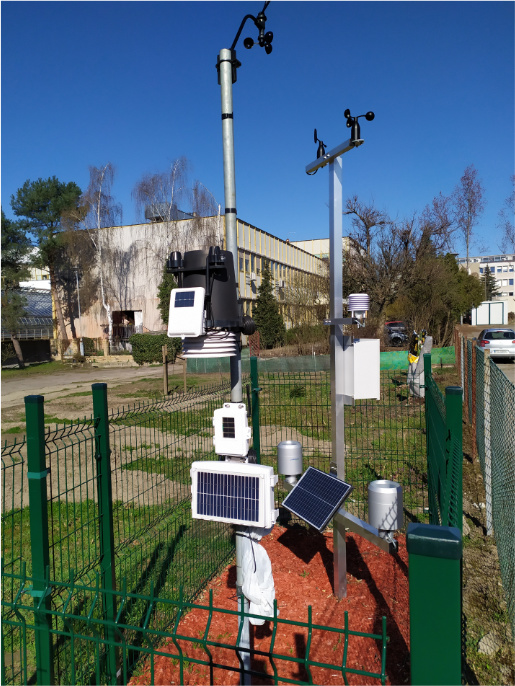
[2,1,514,255]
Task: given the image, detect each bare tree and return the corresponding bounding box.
[452,164,485,269]
[191,181,222,248]
[133,157,188,224]
[64,163,122,343]
[342,194,455,333]
[498,175,515,253]
[344,195,389,255]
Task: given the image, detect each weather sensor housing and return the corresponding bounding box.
[191,461,279,527]
[167,287,206,338]
[213,403,252,457]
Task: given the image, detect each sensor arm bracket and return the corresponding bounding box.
[336,509,398,554]
[305,138,363,175]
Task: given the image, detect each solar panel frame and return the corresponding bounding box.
[282,467,353,532]
[191,461,278,527]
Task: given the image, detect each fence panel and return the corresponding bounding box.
[489,360,515,641]
[255,367,427,527]
[2,572,389,686]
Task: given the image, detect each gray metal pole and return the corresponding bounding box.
[219,46,249,685]
[328,156,348,599]
[219,47,243,405]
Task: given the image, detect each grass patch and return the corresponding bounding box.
[1,361,69,378]
[2,426,23,434]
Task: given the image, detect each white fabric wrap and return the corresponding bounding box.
[239,526,276,626]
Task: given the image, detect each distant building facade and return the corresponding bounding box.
[70,216,327,341]
[457,253,515,315]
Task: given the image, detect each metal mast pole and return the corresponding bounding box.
[218,46,249,685]
[306,115,374,598]
[219,47,243,406]
[328,156,348,598]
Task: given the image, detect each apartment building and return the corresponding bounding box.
[457,253,515,314]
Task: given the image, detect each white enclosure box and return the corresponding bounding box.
[343,338,380,401]
[213,403,252,457]
[191,461,279,527]
[167,287,206,338]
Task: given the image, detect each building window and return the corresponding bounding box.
[479,268,484,274]
[510,279,514,286]
[510,265,514,272]
[490,267,495,273]
[503,266,508,272]
[497,267,502,272]
[503,279,508,287]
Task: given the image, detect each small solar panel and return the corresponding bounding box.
[191,462,279,528]
[175,290,196,307]
[197,471,260,522]
[282,467,353,532]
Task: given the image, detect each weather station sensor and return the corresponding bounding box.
[213,403,252,458]
[167,287,206,338]
[191,461,279,528]
[166,246,256,358]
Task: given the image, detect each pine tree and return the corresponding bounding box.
[481,268,501,301]
[252,262,286,349]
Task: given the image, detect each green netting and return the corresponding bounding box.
[186,346,456,374]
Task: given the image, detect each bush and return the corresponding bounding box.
[83,337,99,356]
[284,323,328,346]
[129,333,181,366]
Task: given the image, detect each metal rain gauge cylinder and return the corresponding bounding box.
[368,480,403,538]
[277,440,303,485]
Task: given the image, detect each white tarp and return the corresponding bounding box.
[238,526,276,625]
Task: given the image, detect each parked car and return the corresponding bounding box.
[384,321,408,347]
[477,328,515,360]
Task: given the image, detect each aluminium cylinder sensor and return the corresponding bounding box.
[368,480,403,538]
[277,440,303,486]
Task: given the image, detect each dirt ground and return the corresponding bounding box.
[129,527,410,686]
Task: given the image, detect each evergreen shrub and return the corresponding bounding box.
[129,333,181,365]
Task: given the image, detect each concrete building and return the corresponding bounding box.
[70,215,327,342]
[457,253,515,315]
[291,237,353,259]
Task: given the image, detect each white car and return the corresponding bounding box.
[477,328,515,360]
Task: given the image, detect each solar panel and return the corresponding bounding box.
[175,290,196,307]
[191,461,279,527]
[282,467,353,532]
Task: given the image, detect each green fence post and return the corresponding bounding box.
[407,523,462,685]
[423,352,432,384]
[25,395,54,685]
[445,386,463,533]
[250,357,261,464]
[92,383,118,685]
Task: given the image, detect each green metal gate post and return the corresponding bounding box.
[250,357,261,464]
[92,383,118,684]
[25,395,54,685]
[407,523,462,685]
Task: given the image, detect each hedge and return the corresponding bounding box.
[129,333,182,366]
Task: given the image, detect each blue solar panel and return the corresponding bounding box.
[282,467,353,531]
[196,471,260,523]
[175,290,196,307]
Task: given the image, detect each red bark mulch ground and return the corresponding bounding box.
[130,526,410,685]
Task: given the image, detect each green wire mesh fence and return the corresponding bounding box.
[256,368,427,527]
[457,333,515,655]
[2,361,426,684]
[2,571,388,686]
